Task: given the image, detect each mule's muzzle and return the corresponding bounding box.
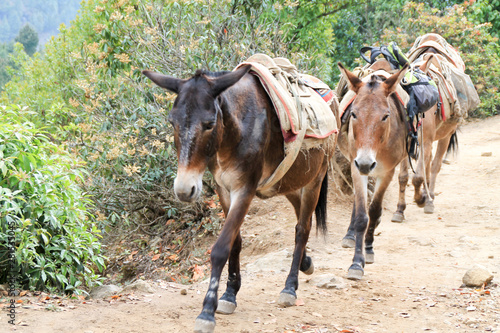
[354,157,377,176]
[174,170,202,202]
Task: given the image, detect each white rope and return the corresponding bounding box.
[419,120,432,203]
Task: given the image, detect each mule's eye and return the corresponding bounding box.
[382,114,390,122]
[351,112,357,120]
[203,122,215,131]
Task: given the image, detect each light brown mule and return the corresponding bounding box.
[336,62,410,280]
[391,53,459,222]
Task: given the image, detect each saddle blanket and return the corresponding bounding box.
[235,54,338,143]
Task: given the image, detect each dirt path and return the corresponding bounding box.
[2,116,500,333]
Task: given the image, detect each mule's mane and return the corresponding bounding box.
[366,74,383,91]
[193,69,231,78]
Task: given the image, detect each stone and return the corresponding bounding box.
[121,280,155,294]
[245,249,292,273]
[462,265,494,287]
[408,236,435,247]
[481,152,492,157]
[90,285,122,299]
[309,274,346,289]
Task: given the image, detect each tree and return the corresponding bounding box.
[15,23,39,56]
[380,1,500,117]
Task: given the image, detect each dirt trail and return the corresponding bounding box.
[2,116,500,333]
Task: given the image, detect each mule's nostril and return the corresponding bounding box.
[354,160,360,170]
[370,161,377,171]
[190,186,196,198]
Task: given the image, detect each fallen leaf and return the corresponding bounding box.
[19,291,28,297]
[152,254,161,261]
[16,300,23,304]
[191,265,205,281]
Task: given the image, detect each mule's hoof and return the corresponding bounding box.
[302,260,314,275]
[365,253,375,264]
[194,318,216,333]
[347,267,364,280]
[391,212,404,223]
[424,201,434,214]
[278,292,296,307]
[216,300,237,315]
[341,237,355,248]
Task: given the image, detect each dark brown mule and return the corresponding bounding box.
[336,62,410,280]
[143,65,336,333]
[391,52,459,222]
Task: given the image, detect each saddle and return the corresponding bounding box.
[235,54,338,143]
[409,33,480,120]
[234,54,338,194]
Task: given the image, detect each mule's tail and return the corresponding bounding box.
[446,131,459,158]
[315,172,328,236]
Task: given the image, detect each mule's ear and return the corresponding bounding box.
[338,62,363,94]
[383,63,409,96]
[210,64,252,97]
[142,70,185,94]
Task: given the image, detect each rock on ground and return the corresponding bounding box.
[245,249,292,273]
[121,280,155,294]
[308,274,347,289]
[90,285,122,299]
[462,265,494,287]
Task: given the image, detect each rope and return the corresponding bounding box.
[419,119,432,204]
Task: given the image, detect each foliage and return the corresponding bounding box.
[329,0,463,78]
[469,0,500,39]
[1,0,337,232]
[0,42,15,91]
[380,1,500,117]
[0,105,105,294]
[0,0,81,44]
[15,24,39,56]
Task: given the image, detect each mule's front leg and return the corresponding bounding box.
[347,172,369,280]
[216,232,241,315]
[413,140,433,209]
[392,158,409,223]
[425,135,453,214]
[194,193,253,333]
[365,170,394,265]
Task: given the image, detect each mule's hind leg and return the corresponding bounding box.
[286,193,315,275]
[392,159,409,223]
[424,135,453,214]
[279,173,326,307]
[341,203,356,248]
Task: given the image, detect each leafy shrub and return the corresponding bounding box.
[380,1,500,117]
[1,0,335,232]
[0,105,104,294]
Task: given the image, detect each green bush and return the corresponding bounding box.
[0,105,105,294]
